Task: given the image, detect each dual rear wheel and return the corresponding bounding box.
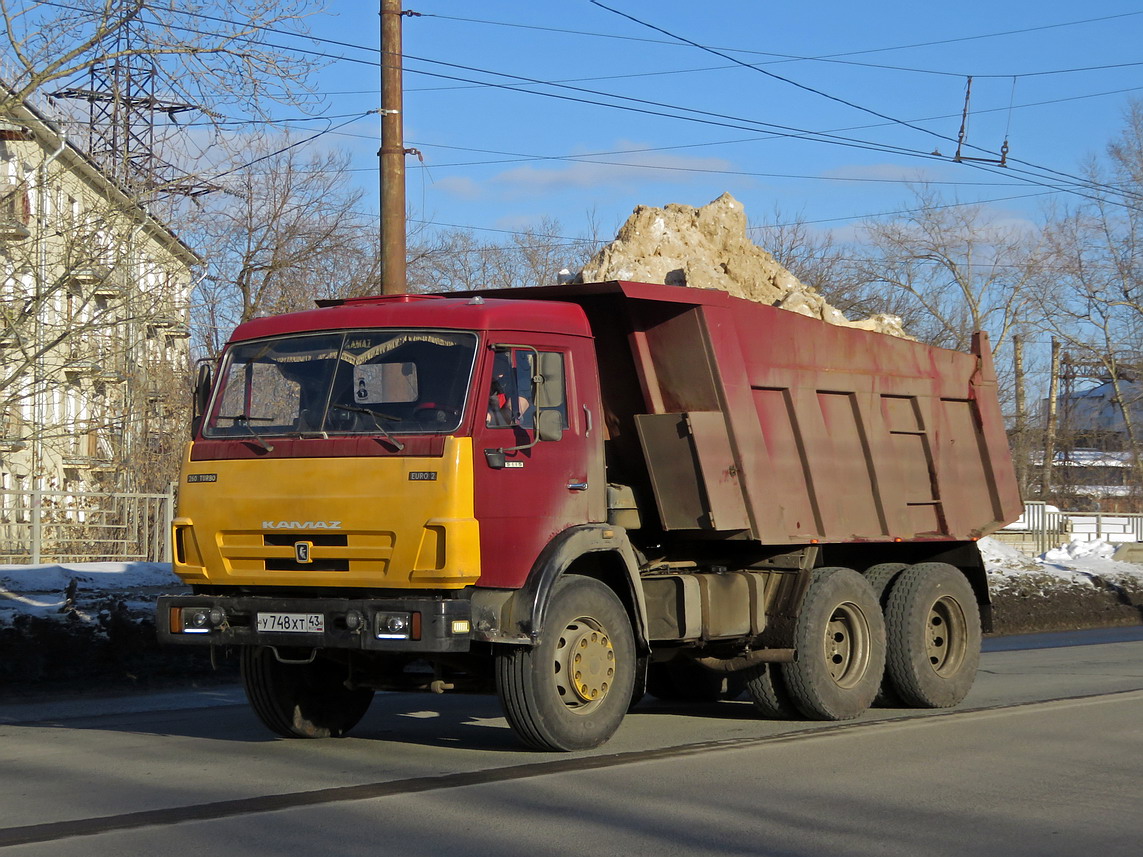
[745,563,981,720]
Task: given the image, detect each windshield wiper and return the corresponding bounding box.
[330,404,405,451]
[224,414,275,453]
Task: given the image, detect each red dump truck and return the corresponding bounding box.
[157,280,1021,750]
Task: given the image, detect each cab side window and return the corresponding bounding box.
[487,349,567,429]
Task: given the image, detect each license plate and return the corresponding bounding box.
[256,612,325,634]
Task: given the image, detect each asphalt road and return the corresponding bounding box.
[1,629,1141,856]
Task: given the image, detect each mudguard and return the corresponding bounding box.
[473,524,649,652]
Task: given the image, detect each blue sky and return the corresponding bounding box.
[279,1,1143,247]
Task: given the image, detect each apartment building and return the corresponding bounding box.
[0,96,198,495]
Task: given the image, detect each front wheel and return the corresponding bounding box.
[781,567,886,721]
[883,563,981,708]
[241,647,374,739]
[496,575,636,751]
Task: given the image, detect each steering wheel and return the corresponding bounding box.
[326,405,359,431]
[414,402,459,425]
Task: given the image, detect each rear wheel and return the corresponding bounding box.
[241,647,374,738]
[863,562,909,707]
[863,562,908,605]
[781,567,886,721]
[883,563,981,708]
[743,662,801,719]
[496,575,635,751]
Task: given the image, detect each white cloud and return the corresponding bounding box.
[432,175,482,199]
[433,142,735,200]
[819,163,945,184]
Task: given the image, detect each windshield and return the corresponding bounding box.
[204,330,478,438]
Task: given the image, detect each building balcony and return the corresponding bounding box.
[0,218,30,240]
[61,454,114,470]
[63,360,104,379]
[64,265,124,297]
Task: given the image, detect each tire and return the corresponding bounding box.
[646,658,726,702]
[241,647,374,739]
[862,562,909,707]
[629,655,649,711]
[883,563,981,708]
[863,562,909,606]
[496,575,636,751]
[780,567,886,721]
[742,662,801,719]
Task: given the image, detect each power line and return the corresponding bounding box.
[37,2,1143,215]
[588,2,979,150]
[426,10,1143,70]
[585,2,1143,208]
[42,0,1142,206]
[402,58,1143,210]
[203,111,376,185]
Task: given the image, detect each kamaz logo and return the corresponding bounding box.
[262,521,342,530]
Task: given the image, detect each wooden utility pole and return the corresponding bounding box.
[379,0,407,294]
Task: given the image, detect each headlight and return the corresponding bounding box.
[171,605,224,634]
[375,611,420,640]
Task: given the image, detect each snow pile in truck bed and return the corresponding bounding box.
[576,192,909,338]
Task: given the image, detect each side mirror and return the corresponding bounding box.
[484,448,506,469]
[194,363,213,416]
[191,362,213,436]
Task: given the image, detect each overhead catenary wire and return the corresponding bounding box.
[39,1,1143,228]
[425,9,1143,70]
[177,79,1143,190]
[586,1,1143,207]
[41,0,1143,207]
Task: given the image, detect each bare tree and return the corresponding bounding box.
[408,218,599,294]
[186,137,379,357]
[851,185,1041,356]
[0,115,197,493]
[0,1,334,494]
[1,1,318,117]
[748,208,889,320]
[1035,102,1143,507]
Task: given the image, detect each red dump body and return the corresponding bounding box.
[482,280,1022,546]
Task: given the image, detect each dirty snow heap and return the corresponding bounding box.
[577,192,908,338]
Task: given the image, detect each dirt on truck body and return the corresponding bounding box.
[158,280,1021,750]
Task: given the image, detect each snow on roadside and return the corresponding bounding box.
[2,538,1142,632]
[0,562,186,628]
[982,535,1143,592]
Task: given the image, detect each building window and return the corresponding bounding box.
[0,182,30,239]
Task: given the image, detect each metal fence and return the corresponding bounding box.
[0,487,174,564]
[996,500,1143,556]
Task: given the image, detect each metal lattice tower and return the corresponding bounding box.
[50,21,205,195]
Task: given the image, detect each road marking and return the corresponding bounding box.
[1,687,1141,848]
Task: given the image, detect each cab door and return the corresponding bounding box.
[472,336,604,589]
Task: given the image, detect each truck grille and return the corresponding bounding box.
[217,530,394,575]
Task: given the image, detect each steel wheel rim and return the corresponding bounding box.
[926,595,968,677]
[554,617,615,713]
[823,602,871,689]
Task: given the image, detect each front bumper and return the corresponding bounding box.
[156,594,473,653]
